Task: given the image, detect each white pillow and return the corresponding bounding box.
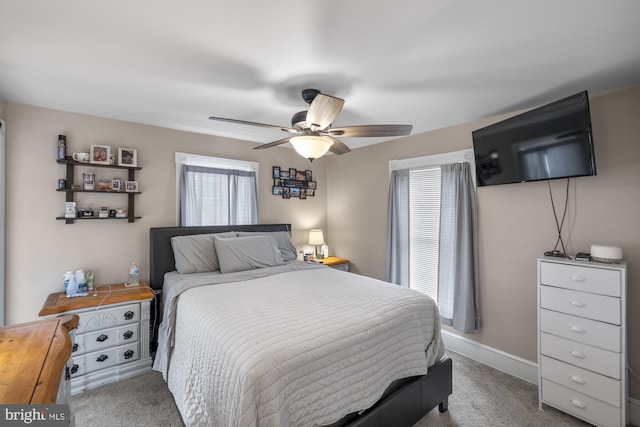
[214,235,285,273]
[236,231,298,261]
[171,231,237,273]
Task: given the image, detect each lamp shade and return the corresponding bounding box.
[290,136,333,161]
[308,229,325,245]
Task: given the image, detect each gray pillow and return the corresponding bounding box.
[236,231,297,261]
[171,231,237,273]
[214,235,285,273]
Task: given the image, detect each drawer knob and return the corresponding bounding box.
[96,354,109,362]
[569,275,586,282]
[72,343,79,352]
[70,364,78,375]
[570,350,586,359]
[570,398,586,409]
[569,325,586,333]
[96,334,109,342]
[569,300,586,308]
[570,375,586,385]
[123,331,134,340]
[124,311,135,320]
[124,350,134,360]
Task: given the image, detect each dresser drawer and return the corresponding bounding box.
[76,304,140,333]
[540,262,621,297]
[541,378,621,427]
[540,285,620,324]
[540,309,621,352]
[72,342,140,376]
[540,333,621,379]
[73,323,140,355]
[540,356,620,407]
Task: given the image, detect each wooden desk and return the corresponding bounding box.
[0,315,78,404]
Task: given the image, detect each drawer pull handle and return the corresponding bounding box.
[570,398,586,409]
[569,300,586,308]
[70,364,78,375]
[570,350,586,359]
[124,311,135,320]
[96,354,108,362]
[569,325,585,333]
[123,331,134,340]
[72,343,79,352]
[96,334,109,342]
[570,375,586,385]
[569,275,586,282]
[124,350,134,360]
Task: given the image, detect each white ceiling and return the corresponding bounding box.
[1,0,640,150]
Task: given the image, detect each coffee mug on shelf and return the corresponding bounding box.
[72,152,90,162]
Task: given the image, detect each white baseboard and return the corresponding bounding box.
[441,330,538,385]
[442,331,640,426]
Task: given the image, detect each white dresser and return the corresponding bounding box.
[40,284,154,395]
[537,257,627,427]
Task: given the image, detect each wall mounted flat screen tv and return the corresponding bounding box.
[472,91,596,187]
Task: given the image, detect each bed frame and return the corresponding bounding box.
[149,224,452,427]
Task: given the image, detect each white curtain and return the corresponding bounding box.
[180,165,258,226]
[438,163,479,333]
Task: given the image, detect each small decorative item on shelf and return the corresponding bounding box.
[57,135,66,161]
[72,152,90,163]
[71,184,81,191]
[98,179,111,191]
[64,202,76,218]
[109,209,117,218]
[82,172,95,191]
[111,178,122,192]
[118,148,137,167]
[115,209,128,218]
[79,208,94,218]
[90,144,111,165]
[57,179,66,190]
[98,206,109,218]
[125,180,138,192]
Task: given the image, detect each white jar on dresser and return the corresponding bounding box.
[537,257,627,427]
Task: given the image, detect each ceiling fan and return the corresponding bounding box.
[208,89,413,161]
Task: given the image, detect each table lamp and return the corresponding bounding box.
[308,229,325,259]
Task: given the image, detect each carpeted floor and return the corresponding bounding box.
[70,351,590,427]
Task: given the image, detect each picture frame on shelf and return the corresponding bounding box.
[118,148,138,167]
[125,180,139,192]
[90,145,111,165]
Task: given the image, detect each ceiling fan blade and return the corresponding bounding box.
[328,124,413,138]
[327,137,351,155]
[306,94,345,130]
[253,137,292,150]
[209,116,298,133]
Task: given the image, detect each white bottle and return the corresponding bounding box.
[64,271,77,297]
[75,269,87,294]
[128,262,139,287]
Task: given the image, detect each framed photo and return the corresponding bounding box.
[305,170,312,181]
[305,188,315,197]
[272,166,280,179]
[308,181,317,189]
[289,168,296,177]
[290,187,301,198]
[295,170,306,181]
[118,148,138,167]
[90,145,111,165]
[111,179,122,192]
[280,170,290,179]
[125,180,138,192]
[272,186,283,195]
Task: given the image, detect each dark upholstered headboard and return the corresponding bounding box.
[149,224,292,290]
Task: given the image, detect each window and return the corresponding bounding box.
[175,152,258,226]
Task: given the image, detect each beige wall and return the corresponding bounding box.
[326,84,640,398]
[3,101,328,325]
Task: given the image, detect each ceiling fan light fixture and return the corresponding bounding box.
[290,135,333,161]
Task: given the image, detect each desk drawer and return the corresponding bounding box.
[541,333,621,379]
[540,286,620,324]
[76,304,140,333]
[73,323,140,355]
[541,379,621,427]
[540,356,620,407]
[540,262,620,297]
[540,309,620,352]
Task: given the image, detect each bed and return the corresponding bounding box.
[150,224,452,427]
